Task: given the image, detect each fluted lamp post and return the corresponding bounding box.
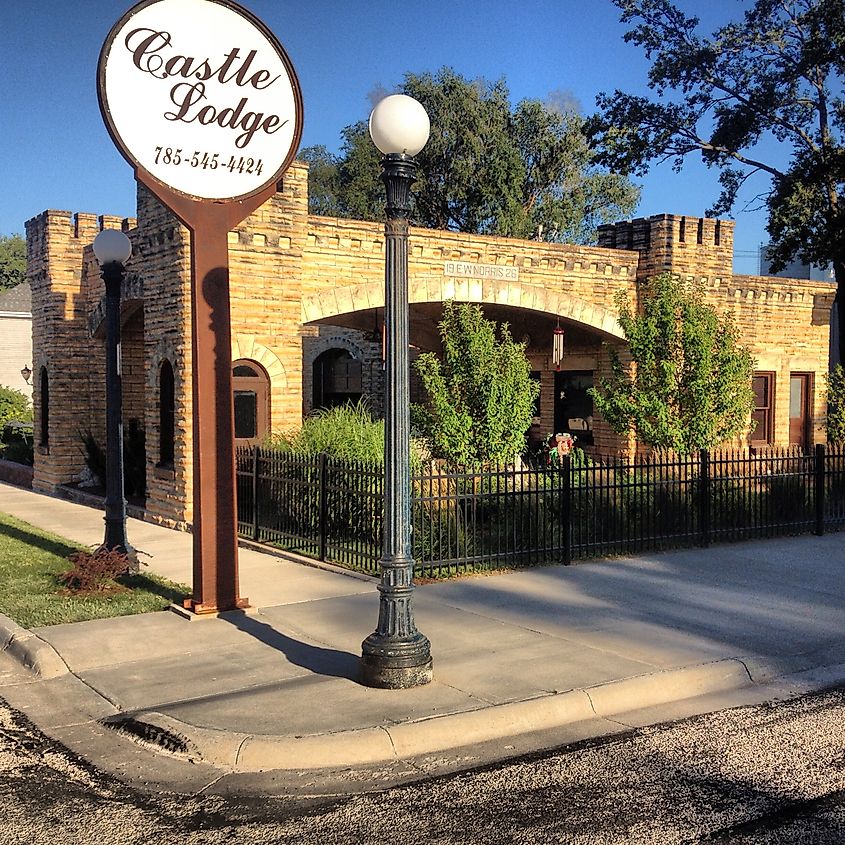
[361,95,433,689]
[92,229,135,565]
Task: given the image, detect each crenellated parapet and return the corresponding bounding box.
[598,213,734,282]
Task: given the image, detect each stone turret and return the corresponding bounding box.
[25,210,135,493]
[597,213,734,283]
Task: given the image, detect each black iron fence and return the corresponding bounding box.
[235,445,845,578]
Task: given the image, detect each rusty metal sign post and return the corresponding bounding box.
[98,0,303,614]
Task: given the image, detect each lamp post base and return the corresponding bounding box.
[361,625,433,689]
[360,654,433,689]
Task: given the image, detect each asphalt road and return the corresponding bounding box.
[3,686,845,844]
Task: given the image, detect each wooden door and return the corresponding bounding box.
[788,373,812,450]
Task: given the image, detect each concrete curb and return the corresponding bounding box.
[0,614,69,679]
[236,538,376,583]
[105,657,774,774]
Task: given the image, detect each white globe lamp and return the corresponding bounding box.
[93,229,132,266]
[368,94,430,157]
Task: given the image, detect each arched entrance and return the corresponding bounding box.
[312,348,362,410]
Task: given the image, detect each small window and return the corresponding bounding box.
[750,372,775,444]
[232,359,270,445]
[233,364,259,378]
[39,367,49,447]
[234,391,258,439]
[159,360,175,466]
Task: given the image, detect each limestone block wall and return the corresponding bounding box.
[302,216,637,338]
[27,168,835,527]
[226,166,309,437]
[134,186,192,526]
[597,214,834,448]
[725,274,833,446]
[26,210,136,493]
[598,213,734,283]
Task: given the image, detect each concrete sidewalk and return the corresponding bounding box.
[1,481,845,796]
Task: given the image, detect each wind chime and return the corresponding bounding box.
[552,318,565,371]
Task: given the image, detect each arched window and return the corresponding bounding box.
[159,360,175,467]
[232,359,270,445]
[312,349,362,411]
[39,367,49,447]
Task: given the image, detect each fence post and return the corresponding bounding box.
[699,448,711,548]
[815,443,826,536]
[318,452,328,561]
[251,447,260,541]
[562,453,572,565]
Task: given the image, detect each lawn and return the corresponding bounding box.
[0,511,189,628]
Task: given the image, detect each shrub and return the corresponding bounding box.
[590,272,755,453]
[825,364,845,445]
[80,430,107,486]
[269,401,384,462]
[413,301,539,466]
[1,421,33,466]
[267,400,428,471]
[80,420,147,498]
[0,386,31,431]
[123,418,146,499]
[58,548,132,593]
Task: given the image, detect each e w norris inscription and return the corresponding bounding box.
[98,0,302,201]
[444,261,520,281]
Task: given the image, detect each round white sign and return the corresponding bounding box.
[98,0,303,202]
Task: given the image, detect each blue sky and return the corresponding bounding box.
[0,0,770,273]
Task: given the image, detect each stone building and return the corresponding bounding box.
[25,162,834,526]
[0,282,33,396]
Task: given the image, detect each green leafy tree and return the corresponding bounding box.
[297,145,343,217]
[0,234,25,291]
[0,385,32,431]
[824,364,845,444]
[309,68,639,242]
[413,301,539,466]
[588,0,845,365]
[590,273,755,453]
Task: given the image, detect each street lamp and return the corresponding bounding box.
[92,229,135,565]
[360,95,433,689]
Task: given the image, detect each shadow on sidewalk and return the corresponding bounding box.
[222,612,360,682]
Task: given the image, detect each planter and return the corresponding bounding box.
[0,459,34,489]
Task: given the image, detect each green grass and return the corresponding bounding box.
[0,511,190,628]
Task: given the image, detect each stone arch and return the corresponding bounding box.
[301,279,625,340]
[303,333,366,371]
[230,335,287,388]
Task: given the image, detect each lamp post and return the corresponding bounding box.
[92,229,135,564]
[361,95,433,689]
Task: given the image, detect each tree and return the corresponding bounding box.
[589,273,755,453]
[824,364,845,443]
[297,146,343,217]
[0,385,32,431]
[413,301,539,466]
[306,68,640,243]
[587,0,845,366]
[0,234,25,291]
